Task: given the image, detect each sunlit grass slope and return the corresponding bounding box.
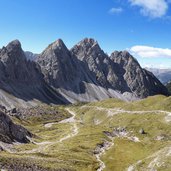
[0,95,170,171]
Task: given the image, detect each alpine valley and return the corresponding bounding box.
[0,38,170,171]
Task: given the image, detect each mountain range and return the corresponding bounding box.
[0,38,168,109]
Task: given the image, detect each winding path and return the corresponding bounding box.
[82,105,171,123]
[1,105,170,171]
[81,105,171,171]
[14,108,79,154]
[58,108,79,142]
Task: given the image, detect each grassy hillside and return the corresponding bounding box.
[0,95,171,171]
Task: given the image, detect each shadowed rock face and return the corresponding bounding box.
[37,38,133,103]
[71,38,131,92]
[110,51,169,98]
[0,111,31,143]
[71,38,111,87]
[0,40,42,84]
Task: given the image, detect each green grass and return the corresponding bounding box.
[0,95,171,171]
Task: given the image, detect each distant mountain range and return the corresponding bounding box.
[0,38,168,109]
[145,68,171,84]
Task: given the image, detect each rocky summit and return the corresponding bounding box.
[110,51,168,98]
[0,38,169,109]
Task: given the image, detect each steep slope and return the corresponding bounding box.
[0,38,168,108]
[110,51,169,98]
[36,39,80,89]
[71,38,132,93]
[0,40,68,109]
[37,38,168,103]
[37,39,133,103]
[71,38,115,88]
[72,38,168,98]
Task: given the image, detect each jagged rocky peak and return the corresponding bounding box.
[0,39,26,63]
[71,38,122,89]
[37,38,79,88]
[5,39,24,58]
[71,38,104,61]
[110,50,168,98]
[6,39,22,51]
[77,38,97,47]
[0,38,168,108]
[0,39,68,108]
[38,38,70,62]
[48,39,68,51]
[53,38,65,46]
[110,50,140,68]
[111,50,130,58]
[0,39,42,83]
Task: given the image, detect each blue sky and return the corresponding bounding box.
[0,0,171,68]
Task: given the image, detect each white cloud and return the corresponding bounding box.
[109,7,123,14]
[129,45,171,58]
[129,0,168,18]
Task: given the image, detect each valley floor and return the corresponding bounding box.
[0,95,171,171]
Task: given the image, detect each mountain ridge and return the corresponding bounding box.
[0,38,169,108]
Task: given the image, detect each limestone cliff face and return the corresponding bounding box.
[71,38,111,87]
[71,38,130,92]
[110,51,168,98]
[37,38,168,103]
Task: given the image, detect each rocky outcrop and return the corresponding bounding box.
[0,110,31,143]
